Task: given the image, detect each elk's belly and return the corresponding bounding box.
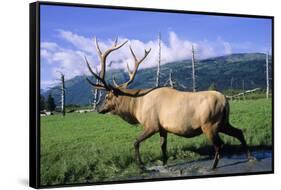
[159,108,203,137]
[178,127,203,138]
[163,123,203,138]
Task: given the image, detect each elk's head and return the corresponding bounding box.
[85,37,151,114]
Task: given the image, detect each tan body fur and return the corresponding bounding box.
[113,88,226,137]
[105,87,251,168]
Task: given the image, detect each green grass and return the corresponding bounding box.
[40,98,272,185]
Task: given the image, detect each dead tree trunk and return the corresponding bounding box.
[156,32,161,87]
[92,80,102,111]
[164,69,186,89]
[59,73,65,116]
[92,66,103,111]
[169,69,174,88]
[92,87,98,111]
[191,45,196,92]
[266,52,269,99]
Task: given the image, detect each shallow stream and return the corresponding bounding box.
[131,150,272,179]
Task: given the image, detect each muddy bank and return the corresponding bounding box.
[129,150,272,180]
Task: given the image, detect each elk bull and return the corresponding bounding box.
[85,38,253,169]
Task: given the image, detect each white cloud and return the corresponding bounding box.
[58,30,95,53]
[196,40,216,58]
[41,30,233,84]
[218,37,232,55]
[41,41,93,80]
[224,42,232,55]
[40,80,60,90]
[41,42,60,51]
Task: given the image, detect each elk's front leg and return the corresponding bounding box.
[134,128,156,166]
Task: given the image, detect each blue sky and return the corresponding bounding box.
[40,4,272,89]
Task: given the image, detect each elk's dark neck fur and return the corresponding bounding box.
[113,88,156,125]
[114,87,159,97]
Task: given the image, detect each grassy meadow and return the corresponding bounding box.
[40,98,272,186]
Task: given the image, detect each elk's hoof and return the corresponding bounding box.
[136,160,145,169]
[248,155,257,162]
[138,164,146,170]
[211,166,218,170]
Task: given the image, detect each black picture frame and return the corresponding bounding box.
[30,1,274,189]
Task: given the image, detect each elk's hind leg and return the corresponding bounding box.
[202,125,224,169]
[220,123,254,160]
[159,130,168,165]
[211,133,224,169]
[134,128,156,166]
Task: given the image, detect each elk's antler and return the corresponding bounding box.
[113,46,151,88]
[85,37,128,90]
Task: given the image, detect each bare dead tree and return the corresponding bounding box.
[191,45,197,92]
[156,32,161,87]
[266,52,269,99]
[91,67,103,111]
[92,79,103,111]
[168,69,174,88]
[164,69,175,88]
[164,69,186,90]
[57,72,66,116]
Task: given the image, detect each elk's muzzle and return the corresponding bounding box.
[96,101,109,114]
[97,107,108,114]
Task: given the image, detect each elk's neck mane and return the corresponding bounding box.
[115,87,158,97]
[113,87,158,125]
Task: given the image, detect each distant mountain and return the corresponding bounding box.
[42,53,272,106]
